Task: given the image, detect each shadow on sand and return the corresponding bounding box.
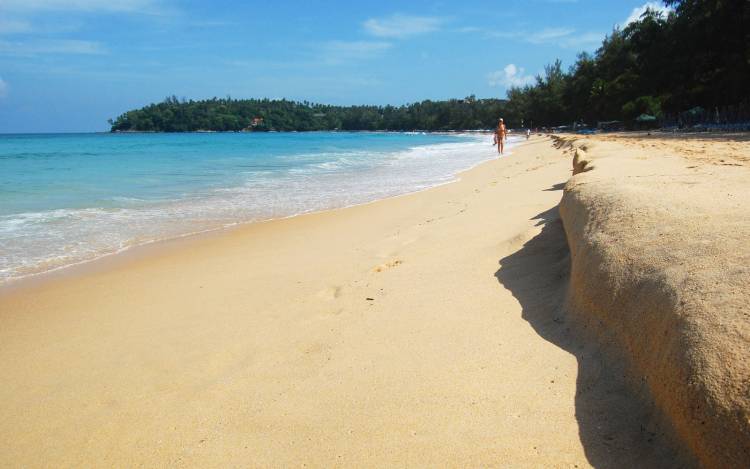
[494,205,691,468]
[543,182,567,192]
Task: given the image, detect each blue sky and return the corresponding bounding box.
[0,0,669,132]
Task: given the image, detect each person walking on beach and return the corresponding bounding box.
[494,118,507,155]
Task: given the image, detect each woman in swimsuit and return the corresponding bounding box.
[493,118,507,155]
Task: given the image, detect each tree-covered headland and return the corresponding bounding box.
[110,0,749,132]
[109,96,509,132]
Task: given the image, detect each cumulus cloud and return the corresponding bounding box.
[363,14,442,38]
[623,1,673,26]
[0,77,8,98]
[488,64,535,88]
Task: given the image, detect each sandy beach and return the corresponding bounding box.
[4,133,745,467]
[5,0,749,465]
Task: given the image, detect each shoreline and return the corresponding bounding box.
[0,134,514,291]
[0,135,691,467]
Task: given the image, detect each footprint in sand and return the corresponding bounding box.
[316,285,343,301]
[373,259,403,272]
[300,342,328,355]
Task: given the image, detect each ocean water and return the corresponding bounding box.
[0,131,512,283]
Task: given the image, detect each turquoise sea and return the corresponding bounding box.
[0,131,510,283]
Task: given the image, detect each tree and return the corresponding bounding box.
[498,0,749,127]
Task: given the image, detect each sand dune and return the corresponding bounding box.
[0,136,700,467]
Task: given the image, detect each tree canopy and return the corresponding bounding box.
[109,96,511,132]
[506,0,749,127]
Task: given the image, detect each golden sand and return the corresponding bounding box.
[0,135,711,467]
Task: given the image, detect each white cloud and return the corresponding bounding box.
[0,39,107,55]
[363,14,442,38]
[487,27,601,50]
[527,27,575,44]
[488,64,535,88]
[0,77,8,98]
[623,2,673,26]
[0,0,172,50]
[0,0,161,13]
[319,40,392,64]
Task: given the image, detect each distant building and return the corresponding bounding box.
[250,117,264,127]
